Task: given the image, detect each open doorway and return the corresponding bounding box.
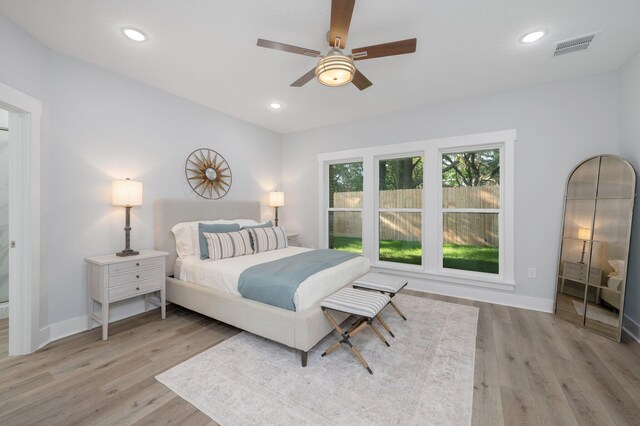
[0,107,7,356]
[0,81,41,355]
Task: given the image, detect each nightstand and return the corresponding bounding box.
[559,261,602,295]
[86,250,168,340]
[286,232,300,247]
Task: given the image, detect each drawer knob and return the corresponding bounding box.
[136,262,140,267]
[136,286,140,291]
[136,275,140,279]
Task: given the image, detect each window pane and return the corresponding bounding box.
[379,156,423,208]
[443,212,499,274]
[442,149,500,208]
[329,162,363,208]
[329,211,362,254]
[379,212,422,265]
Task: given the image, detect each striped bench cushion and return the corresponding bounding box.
[353,272,408,293]
[321,288,390,318]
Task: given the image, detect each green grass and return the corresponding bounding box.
[442,243,499,274]
[330,237,499,274]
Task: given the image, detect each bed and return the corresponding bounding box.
[154,198,370,366]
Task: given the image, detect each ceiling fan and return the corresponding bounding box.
[256,0,417,91]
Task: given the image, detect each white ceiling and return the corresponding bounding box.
[1,0,639,134]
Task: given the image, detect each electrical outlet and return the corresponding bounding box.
[527,267,537,279]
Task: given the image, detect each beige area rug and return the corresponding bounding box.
[156,294,479,426]
[572,299,619,327]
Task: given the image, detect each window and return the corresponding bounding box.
[441,148,501,275]
[377,156,423,265]
[327,161,363,254]
[319,130,515,289]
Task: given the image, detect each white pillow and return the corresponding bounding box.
[171,222,196,258]
[172,219,263,258]
[608,259,626,277]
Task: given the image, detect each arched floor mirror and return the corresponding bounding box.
[555,155,637,341]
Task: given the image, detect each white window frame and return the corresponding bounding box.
[438,144,504,279]
[320,158,365,252]
[318,129,516,290]
[375,152,424,271]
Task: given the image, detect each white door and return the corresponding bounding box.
[0,108,8,312]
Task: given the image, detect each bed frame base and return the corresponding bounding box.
[165,276,349,365]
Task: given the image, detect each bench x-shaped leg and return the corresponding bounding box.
[321,308,390,374]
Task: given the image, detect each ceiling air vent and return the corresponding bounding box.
[553,33,598,57]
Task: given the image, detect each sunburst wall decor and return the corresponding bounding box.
[185,148,232,199]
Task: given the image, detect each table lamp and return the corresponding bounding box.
[578,227,591,264]
[269,191,284,227]
[112,178,143,256]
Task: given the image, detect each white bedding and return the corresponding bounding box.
[175,247,370,311]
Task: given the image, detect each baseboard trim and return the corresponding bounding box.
[402,276,554,313]
[622,315,640,343]
[39,315,89,348]
[39,298,160,349]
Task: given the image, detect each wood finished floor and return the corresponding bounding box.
[0,291,639,425]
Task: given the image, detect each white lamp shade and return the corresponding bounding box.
[269,191,284,207]
[578,227,592,240]
[112,179,143,207]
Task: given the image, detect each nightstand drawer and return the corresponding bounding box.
[108,257,162,275]
[109,278,162,302]
[108,267,162,287]
[563,262,602,285]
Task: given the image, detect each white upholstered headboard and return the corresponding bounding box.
[154,198,261,275]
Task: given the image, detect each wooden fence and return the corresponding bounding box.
[331,186,499,246]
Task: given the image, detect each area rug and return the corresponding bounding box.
[156,294,479,425]
[572,299,619,327]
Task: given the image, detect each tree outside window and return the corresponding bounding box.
[442,149,500,274]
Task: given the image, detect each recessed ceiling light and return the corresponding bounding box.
[521,31,545,44]
[122,28,147,42]
[269,103,282,109]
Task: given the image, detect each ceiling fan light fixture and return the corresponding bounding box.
[316,52,355,87]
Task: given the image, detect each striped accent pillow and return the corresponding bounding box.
[248,226,288,253]
[203,229,254,261]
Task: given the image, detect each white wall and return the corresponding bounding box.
[282,73,620,308]
[0,13,281,341]
[620,49,640,331]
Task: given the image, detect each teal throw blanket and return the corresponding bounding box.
[238,249,359,311]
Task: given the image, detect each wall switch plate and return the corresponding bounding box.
[527,267,537,279]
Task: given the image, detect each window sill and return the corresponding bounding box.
[370,262,517,291]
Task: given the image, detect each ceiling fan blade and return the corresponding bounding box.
[351,69,372,91]
[257,39,321,57]
[291,68,318,87]
[329,0,355,49]
[351,38,417,61]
